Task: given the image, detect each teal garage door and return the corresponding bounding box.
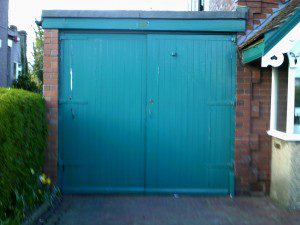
[59,33,235,195]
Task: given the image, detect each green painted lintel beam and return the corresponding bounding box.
[42,18,246,32]
[242,40,265,64]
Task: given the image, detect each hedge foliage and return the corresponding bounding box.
[0,88,48,223]
[12,75,42,93]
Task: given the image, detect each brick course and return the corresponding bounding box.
[43,29,59,183]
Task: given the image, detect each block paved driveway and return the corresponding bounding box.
[44,196,300,225]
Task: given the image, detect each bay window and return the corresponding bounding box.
[262,22,300,141]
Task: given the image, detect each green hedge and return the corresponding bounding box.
[0,88,48,223]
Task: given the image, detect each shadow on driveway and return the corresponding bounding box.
[44,196,300,225]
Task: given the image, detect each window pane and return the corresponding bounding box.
[294,77,300,134]
[276,63,288,132]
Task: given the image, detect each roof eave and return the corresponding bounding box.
[241,7,300,65]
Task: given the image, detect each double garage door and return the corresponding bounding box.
[59,32,235,195]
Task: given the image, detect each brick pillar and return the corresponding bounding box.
[235,57,272,194]
[43,29,59,183]
[235,60,252,194]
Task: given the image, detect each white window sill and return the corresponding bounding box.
[267,130,300,142]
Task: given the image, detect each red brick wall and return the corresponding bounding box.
[237,0,281,30]
[235,58,272,194]
[43,29,59,183]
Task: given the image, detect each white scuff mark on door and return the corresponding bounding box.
[157,65,160,84]
[70,67,73,92]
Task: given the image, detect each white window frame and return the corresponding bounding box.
[268,66,300,141]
